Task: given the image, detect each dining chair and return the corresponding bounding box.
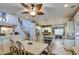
[9,39,17,55]
[42,38,55,55]
[48,38,55,55]
[16,41,25,55]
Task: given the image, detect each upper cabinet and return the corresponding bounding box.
[0,22,17,36]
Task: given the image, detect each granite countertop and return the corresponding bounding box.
[43,35,55,37]
[62,36,75,40]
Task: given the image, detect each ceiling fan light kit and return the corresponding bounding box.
[30,11,36,16]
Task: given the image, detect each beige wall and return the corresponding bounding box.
[65,20,75,37]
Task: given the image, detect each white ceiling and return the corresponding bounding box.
[0,3,79,21]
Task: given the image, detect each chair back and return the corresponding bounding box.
[48,38,55,54]
[9,39,16,47]
[9,39,17,54]
[16,41,25,55]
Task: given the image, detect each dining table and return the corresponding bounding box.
[20,40,48,55]
[72,47,79,55]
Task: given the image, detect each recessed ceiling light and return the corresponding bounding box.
[64,4,68,7]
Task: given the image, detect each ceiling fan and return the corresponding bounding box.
[21,3,44,17]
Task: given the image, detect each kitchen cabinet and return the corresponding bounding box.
[74,10,79,48]
[0,22,16,54]
[64,39,74,50]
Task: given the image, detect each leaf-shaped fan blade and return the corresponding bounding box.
[22,11,29,14]
[21,3,30,10]
[35,4,43,11]
[37,11,44,15]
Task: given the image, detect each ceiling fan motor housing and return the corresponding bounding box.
[31,4,35,10]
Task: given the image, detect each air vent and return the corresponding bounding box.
[70,5,76,8]
[68,18,74,21]
[31,20,36,23]
[68,19,72,21]
[12,13,16,15]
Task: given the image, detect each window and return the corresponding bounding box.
[54,27,65,36]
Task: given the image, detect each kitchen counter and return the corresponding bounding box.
[62,36,75,40]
